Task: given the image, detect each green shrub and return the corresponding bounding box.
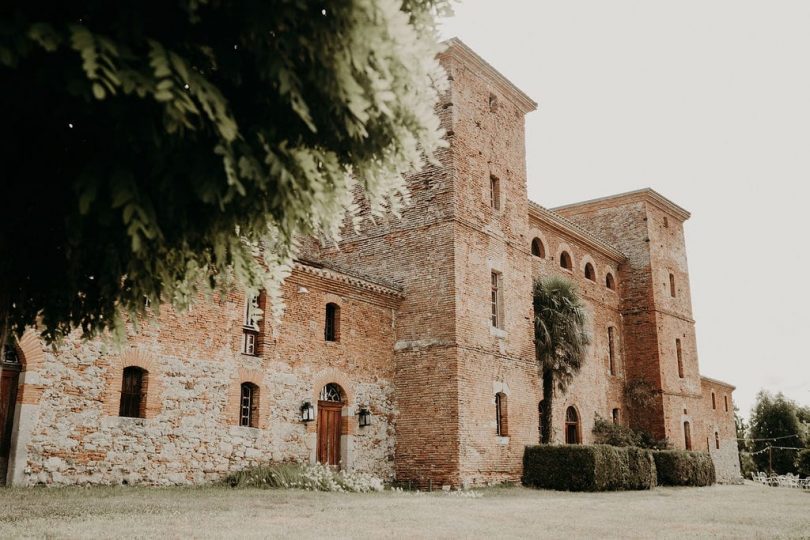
[592,416,671,450]
[523,445,656,492]
[796,449,810,477]
[653,450,715,486]
[223,462,384,492]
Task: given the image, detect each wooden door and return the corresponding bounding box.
[0,368,20,485]
[317,401,342,468]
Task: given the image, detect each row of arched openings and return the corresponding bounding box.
[531,238,616,290]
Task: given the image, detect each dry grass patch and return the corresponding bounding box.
[0,482,807,538]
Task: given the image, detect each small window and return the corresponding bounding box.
[612,408,621,425]
[488,92,499,112]
[711,391,716,410]
[608,327,616,376]
[531,238,545,258]
[663,216,669,228]
[239,382,259,428]
[489,175,501,210]
[242,292,263,356]
[669,273,676,297]
[559,251,572,271]
[606,273,616,290]
[676,338,684,378]
[683,421,692,450]
[715,431,720,450]
[495,392,508,436]
[491,271,503,329]
[584,263,596,281]
[119,366,147,418]
[325,303,340,342]
[565,406,580,444]
[724,395,729,412]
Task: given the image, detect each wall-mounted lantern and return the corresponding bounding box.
[300,401,315,422]
[358,407,372,427]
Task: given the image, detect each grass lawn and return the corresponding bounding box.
[0,482,807,538]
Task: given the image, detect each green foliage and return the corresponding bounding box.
[653,450,715,487]
[223,462,383,492]
[748,391,805,474]
[532,277,590,443]
[0,0,449,346]
[592,416,670,450]
[795,449,810,477]
[522,445,656,492]
[624,379,658,410]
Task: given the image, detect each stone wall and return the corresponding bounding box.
[12,268,400,486]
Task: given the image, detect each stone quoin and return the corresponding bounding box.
[0,39,740,488]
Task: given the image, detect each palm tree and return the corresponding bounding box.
[533,276,590,444]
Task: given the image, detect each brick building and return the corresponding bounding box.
[0,39,740,487]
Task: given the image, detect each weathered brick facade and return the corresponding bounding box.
[0,39,739,487]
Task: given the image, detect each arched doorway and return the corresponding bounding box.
[317,383,344,468]
[0,344,22,484]
[565,406,580,444]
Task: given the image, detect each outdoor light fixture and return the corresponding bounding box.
[300,401,315,422]
[358,408,372,427]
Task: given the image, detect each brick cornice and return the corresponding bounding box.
[700,376,736,390]
[551,188,691,222]
[441,38,538,114]
[293,262,403,299]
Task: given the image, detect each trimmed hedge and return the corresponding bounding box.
[653,450,716,486]
[523,444,656,492]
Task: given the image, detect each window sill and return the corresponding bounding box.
[240,352,260,358]
[496,436,510,446]
[490,326,507,339]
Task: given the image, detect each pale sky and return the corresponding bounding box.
[440,0,810,418]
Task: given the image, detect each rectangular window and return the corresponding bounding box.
[608,327,616,375]
[242,292,262,356]
[324,303,340,342]
[669,273,676,297]
[676,338,684,378]
[489,175,501,210]
[243,331,257,355]
[612,408,620,425]
[495,393,508,436]
[724,395,729,412]
[491,271,503,328]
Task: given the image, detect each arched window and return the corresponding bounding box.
[676,338,684,379]
[531,238,545,258]
[608,327,616,376]
[606,272,616,290]
[715,431,720,450]
[559,251,572,270]
[612,408,621,425]
[119,366,147,418]
[239,382,259,428]
[683,421,692,450]
[711,391,716,410]
[495,393,508,436]
[584,263,596,281]
[538,400,545,443]
[324,303,340,342]
[319,383,343,403]
[565,406,580,444]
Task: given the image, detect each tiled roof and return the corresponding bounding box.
[294,261,404,298]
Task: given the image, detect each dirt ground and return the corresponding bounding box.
[0,481,807,538]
